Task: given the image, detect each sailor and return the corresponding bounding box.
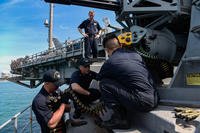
[70,58,101,119]
[32,70,86,133]
[98,34,158,129]
[78,10,102,58]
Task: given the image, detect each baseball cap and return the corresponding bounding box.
[78,58,91,66]
[43,69,65,87]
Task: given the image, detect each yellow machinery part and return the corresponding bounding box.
[117,32,132,46]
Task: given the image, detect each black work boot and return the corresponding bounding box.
[100,105,130,130]
[71,120,87,127]
[73,110,83,119]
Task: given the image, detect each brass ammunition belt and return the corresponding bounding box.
[64,88,105,116]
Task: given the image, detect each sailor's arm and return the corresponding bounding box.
[61,91,71,112]
[97,60,111,80]
[95,30,102,39]
[64,104,71,112]
[48,103,66,129]
[78,28,88,37]
[78,20,88,37]
[95,22,102,38]
[71,83,90,95]
[98,29,102,35]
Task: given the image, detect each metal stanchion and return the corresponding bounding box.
[30,106,33,133]
[82,39,85,58]
[14,117,18,133]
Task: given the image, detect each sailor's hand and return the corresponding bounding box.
[86,91,90,96]
[83,33,88,38]
[95,34,100,39]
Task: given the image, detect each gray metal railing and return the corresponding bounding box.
[21,38,85,67]
[0,105,34,133]
[10,36,105,71]
[10,37,85,70]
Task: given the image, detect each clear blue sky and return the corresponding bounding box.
[0,0,119,74]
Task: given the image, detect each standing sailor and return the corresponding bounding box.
[78,10,102,58]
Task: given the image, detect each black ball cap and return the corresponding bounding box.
[43,69,65,87]
[78,58,91,66]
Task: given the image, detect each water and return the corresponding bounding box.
[0,81,40,132]
[0,81,69,132]
[0,81,40,125]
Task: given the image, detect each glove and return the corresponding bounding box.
[61,90,70,104]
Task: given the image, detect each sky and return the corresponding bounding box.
[0,0,119,74]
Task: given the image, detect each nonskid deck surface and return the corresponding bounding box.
[130,105,200,133]
[66,114,109,133]
[66,105,200,133]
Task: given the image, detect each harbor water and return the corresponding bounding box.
[0,81,68,132]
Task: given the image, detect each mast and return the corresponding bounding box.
[49,3,54,50]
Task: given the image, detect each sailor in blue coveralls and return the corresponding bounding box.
[70,58,101,119]
[98,34,158,130]
[32,70,86,133]
[78,10,102,58]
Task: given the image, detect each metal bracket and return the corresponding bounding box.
[145,13,175,29]
[123,0,179,13]
[193,0,200,10]
[130,25,147,43]
[191,25,200,34]
[191,25,200,38]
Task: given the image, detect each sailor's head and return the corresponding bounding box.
[78,58,91,74]
[103,34,121,56]
[88,10,95,20]
[43,69,65,91]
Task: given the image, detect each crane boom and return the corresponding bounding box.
[44,0,120,11]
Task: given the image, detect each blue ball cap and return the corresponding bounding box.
[43,69,65,87]
[78,58,91,66]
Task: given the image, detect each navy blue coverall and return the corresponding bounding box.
[78,19,102,58]
[70,70,101,118]
[32,87,67,133]
[98,48,158,112]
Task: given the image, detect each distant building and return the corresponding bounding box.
[1,72,10,79]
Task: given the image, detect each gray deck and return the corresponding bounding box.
[66,105,200,133]
[66,115,109,133]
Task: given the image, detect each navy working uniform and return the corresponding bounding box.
[32,87,67,133]
[98,48,158,112]
[78,19,102,58]
[70,70,101,118]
